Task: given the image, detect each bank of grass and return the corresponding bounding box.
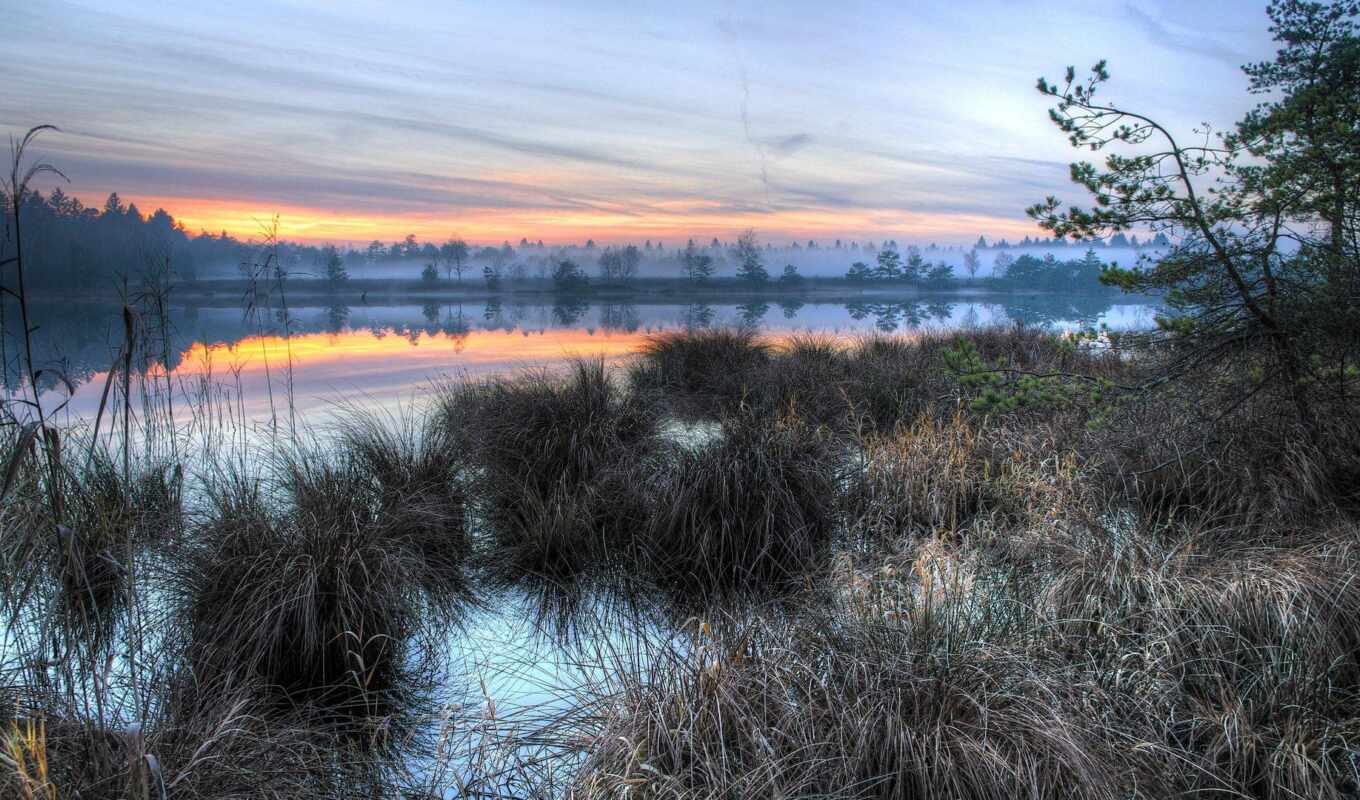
[4,324,1359,798]
[566,409,1360,799]
[632,323,1128,434]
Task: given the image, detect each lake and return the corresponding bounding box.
[9,291,1157,428]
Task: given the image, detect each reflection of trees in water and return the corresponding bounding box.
[1000,294,1118,327]
[847,301,924,333]
[925,300,951,320]
[600,303,640,333]
[269,305,299,340]
[7,293,1133,397]
[421,301,439,325]
[327,303,351,334]
[552,296,590,326]
[738,301,770,326]
[683,303,715,329]
[843,300,966,333]
[360,303,473,351]
[483,299,503,323]
[3,297,194,394]
[441,307,471,353]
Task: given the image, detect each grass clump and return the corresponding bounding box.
[441,358,658,589]
[335,410,470,595]
[179,462,447,720]
[629,327,771,415]
[845,412,1086,544]
[630,324,1127,437]
[639,412,843,599]
[0,436,182,645]
[2,683,387,800]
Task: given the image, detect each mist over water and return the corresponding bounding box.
[193,244,1159,283]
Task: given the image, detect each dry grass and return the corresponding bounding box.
[844,412,1086,544]
[571,609,1123,799]
[1090,362,1360,528]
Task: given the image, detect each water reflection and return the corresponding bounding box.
[5,293,1157,424]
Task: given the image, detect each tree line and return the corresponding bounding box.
[2,186,1156,295]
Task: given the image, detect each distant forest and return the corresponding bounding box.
[2,187,1169,293]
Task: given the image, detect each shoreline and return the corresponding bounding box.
[32,277,1137,307]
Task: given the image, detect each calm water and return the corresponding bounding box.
[10,291,1155,427]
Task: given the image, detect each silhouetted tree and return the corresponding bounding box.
[599,244,641,283]
[963,248,981,280]
[482,263,501,290]
[873,246,902,280]
[681,239,715,283]
[441,237,469,282]
[322,245,348,289]
[846,261,874,282]
[552,259,589,291]
[1029,1,1360,434]
[925,261,954,287]
[733,229,769,284]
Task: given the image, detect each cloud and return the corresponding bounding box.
[41,151,599,215]
[1123,3,1248,67]
[4,0,1277,243]
[768,133,813,158]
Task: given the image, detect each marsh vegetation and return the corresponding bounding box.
[3,315,1359,798]
[4,1,1360,797]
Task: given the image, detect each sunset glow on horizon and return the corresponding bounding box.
[7,1,1275,247]
[122,194,1063,247]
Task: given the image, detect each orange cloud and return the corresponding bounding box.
[127,193,1047,246]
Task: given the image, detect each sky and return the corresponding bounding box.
[4,0,1278,246]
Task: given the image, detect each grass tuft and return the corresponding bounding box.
[639,411,843,600]
[440,358,657,590]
